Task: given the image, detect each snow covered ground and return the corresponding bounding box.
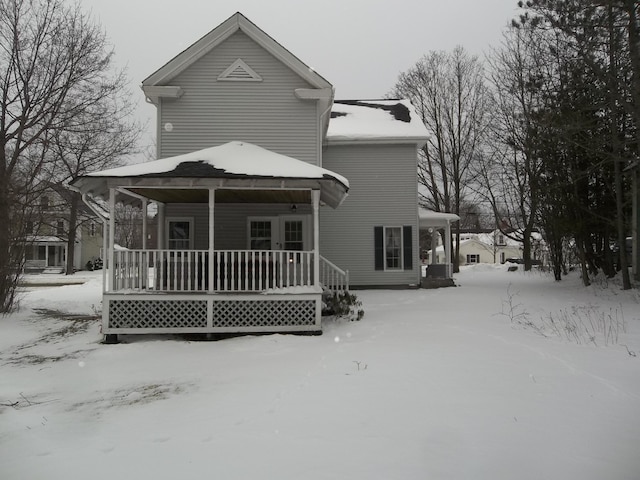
[1,266,639,480]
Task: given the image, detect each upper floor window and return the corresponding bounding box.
[56,220,64,236]
[89,222,97,237]
[40,196,50,210]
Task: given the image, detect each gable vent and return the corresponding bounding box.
[218,59,262,82]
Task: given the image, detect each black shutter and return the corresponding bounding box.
[374,226,384,270]
[403,225,413,270]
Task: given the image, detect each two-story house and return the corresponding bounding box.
[23,183,103,273]
[71,12,435,340]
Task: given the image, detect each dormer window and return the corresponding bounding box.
[218,59,262,82]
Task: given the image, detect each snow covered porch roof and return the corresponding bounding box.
[419,209,460,228]
[70,142,350,208]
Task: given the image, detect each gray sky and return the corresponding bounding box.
[81,0,522,148]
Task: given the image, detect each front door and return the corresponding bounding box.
[248,216,309,251]
[249,215,310,287]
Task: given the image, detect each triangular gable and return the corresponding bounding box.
[217,58,262,82]
[142,12,332,90]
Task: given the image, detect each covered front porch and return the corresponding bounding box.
[72,142,350,338]
[419,209,459,288]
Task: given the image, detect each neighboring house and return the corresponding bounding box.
[427,229,547,266]
[23,184,103,273]
[71,12,431,340]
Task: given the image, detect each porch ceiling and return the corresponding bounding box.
[127,188,311,204]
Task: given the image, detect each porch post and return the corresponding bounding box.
[108,188,116,291]
[312,189,320,287]
[142,198,148,249]
[430,228,437,265]
[157,202,165,250]
[445,220,452,279]
[101,218,108,293]
[208,188,215,293]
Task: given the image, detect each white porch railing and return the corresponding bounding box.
[319,255,349,292]
[112,249,315,293]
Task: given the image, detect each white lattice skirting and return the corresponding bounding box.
[104,294,320,334]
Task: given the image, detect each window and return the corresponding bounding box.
[385,227,402,269]
[497,234,506,246]
[167,218,192,250]
[284,220,303,251]
[466,254,480,264]
[250,220,273,250]
[374,226,413,271]
[89,222,96,237]
[40,196,49,210]
[56,220,64,236]
[500,252,506,264]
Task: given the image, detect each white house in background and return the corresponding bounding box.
[71,12,444,341]
[427,229,547,265]
[23,184,103,273]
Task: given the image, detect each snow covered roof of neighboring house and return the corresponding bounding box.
[326,99,429,145]
[70,141,349,209]
[26,235,66,244]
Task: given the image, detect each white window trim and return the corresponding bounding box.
[384,226,403,271]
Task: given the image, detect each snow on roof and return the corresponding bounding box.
[26,235,66,243]
[419,208,460,227]
[326,99,429,144]
[84,141,349,189]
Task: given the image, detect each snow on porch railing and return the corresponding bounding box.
[112,249,315,293]
[319,255,349,292]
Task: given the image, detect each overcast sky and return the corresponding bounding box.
[80,0,523,149]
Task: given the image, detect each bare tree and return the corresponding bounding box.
[391,46,490,271]
[50,88,141,275]
[0,0,134,311]
[479,24,546,271]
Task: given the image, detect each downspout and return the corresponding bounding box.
[317,89,334,168]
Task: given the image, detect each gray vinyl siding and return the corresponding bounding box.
[320,144,420,287]
[158,31,319,164]
[165,203,312,250]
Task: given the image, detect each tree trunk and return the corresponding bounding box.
[0,168,14,312]
[65,192,80,275]
[609,3,631,289]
